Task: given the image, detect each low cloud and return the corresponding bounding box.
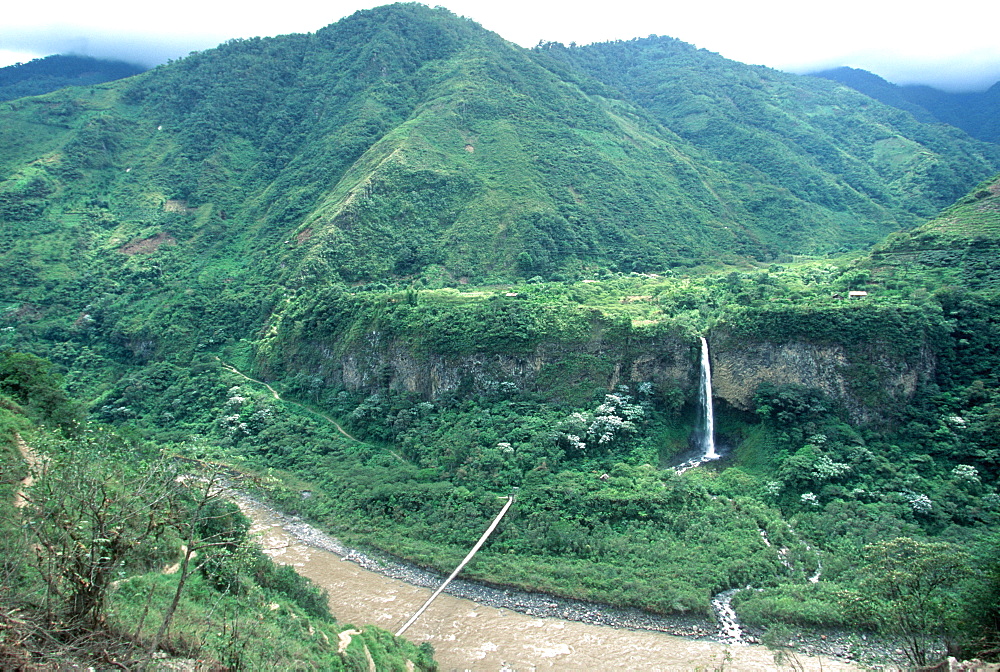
[0,27,228,67]
[3,14,999,93]
[788,52,1000,93]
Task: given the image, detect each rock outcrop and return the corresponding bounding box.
[267,318,936,423]
[710,333,935,423]
[274,333,699,405]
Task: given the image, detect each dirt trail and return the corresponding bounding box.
[13,433,40,508]
[217,359,409,462]
[240,498,861,672]
[337,628,362,653]
[217,359,358,441]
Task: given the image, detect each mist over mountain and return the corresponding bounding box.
[0,54,147,102]
[813,66,1000,144]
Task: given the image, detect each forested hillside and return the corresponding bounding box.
[813,66,1000,145]
[0,352,437,669]
[538,38,1000,240]
[0,54,147,102]
[2,3,999,667]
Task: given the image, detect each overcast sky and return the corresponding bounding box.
[2,0,998,92]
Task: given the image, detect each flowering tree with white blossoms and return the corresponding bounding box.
[556,387,647,454]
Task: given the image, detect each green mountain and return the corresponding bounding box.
[0,54,147,102]
[538,39,1000,238]
[1,3,998,304]
[814,66,1000,144]
[3,4,1000,665]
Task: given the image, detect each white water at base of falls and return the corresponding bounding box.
[700,337,718,461]
[809,560,823,584]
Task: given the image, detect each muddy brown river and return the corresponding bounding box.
[238,499,859,671]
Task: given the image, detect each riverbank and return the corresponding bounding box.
[266,497,715,636]
[236,492,864,670]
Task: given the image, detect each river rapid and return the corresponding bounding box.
[237,497,859,671]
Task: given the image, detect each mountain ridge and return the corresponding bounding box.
[3,3,997,298]
[0,54,147,102]
[813,65,1000,144]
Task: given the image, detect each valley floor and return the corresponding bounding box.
[238,497,861,671]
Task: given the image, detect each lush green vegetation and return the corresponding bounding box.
[2,4,1000,667]
[860,175,1000,293]
[0,55,147,103]
[814,66,1000,145]
[7,230,998,662]
[1,4,997,307]
[0,363,436,669]
[537,37,1000,249]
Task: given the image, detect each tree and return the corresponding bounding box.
[844,537,974,666]
[147,467,222,655]
[18,428,175,628]
[0,351,80,429]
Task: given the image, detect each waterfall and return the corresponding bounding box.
[699,337,718,460]
[674,337,720,474]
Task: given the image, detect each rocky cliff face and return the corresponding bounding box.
[710,332,936,423]
[269,327,935,422]
[271,333,699,404]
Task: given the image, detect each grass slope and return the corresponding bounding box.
[861,174,1000,291]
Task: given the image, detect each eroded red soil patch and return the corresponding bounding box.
[119,232,177,255]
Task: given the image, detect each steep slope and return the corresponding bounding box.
[2,7,998,280]
[540,38,1000,251]
[116,6,767,280]
[861,174,1000,291]
[814,67,1000,144]
[2,3,1000,365]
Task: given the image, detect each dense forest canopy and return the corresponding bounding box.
[2,3,999,668]
[0,54,147,102]
[813,66,1000,145]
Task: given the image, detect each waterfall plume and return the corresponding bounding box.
[699,337,718,460]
